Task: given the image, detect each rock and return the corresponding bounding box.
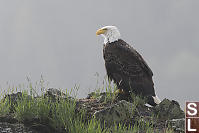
[44,88,66,98]
[76,98,110,121]
[1,90,186,133]
[0,115,18,124]
[94,100,137,127]
[3,92,23,111]
[86,92,111,103]
[0,118,34,133]
[96,93,107,103]
[0,122,28,133]
[167,118,185,133]
[86,92,96,99]
[3,92,23,103]
[0,121,55,133]
[0,111,60,133]
[44,88,74,102]
[3,92,32,113]
[153,99,184,120]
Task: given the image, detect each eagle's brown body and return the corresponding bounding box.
[103,39,156,105]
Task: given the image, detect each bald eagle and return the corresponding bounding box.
[96,26,160,106]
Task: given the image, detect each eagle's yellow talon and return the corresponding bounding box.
[115,89,124,94]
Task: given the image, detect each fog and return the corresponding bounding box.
[0,0,199,107]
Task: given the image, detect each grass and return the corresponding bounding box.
[0,78,175,133]
[0,96,10,116]
[89,76,118,104]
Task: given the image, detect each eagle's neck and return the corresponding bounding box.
[103,30,121,44]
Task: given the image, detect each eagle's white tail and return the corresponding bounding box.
[152,96,161,104]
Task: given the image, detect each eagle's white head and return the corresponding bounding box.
[96,26,121,44]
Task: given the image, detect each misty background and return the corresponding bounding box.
[0,0,199,107]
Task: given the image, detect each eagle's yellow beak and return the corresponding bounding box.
[96,29,107,35]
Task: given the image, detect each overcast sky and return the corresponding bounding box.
[0,0,199,107]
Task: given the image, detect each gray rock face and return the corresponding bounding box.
[94,100,136,126]
[167,118,185,132]
[153,99,184,120]
[91,97,185,132]
[0,116,34,133]
[0,122,33,133]
[44,88,74,102]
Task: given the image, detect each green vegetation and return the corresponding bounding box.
[91,78,117,103]
[0,79,174,133]
[0,96,10,116]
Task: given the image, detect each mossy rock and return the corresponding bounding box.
[153,99,184,120]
